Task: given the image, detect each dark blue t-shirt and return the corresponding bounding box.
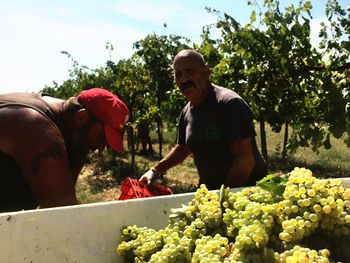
[177,84,267,189]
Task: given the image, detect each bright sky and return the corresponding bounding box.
[0,0,348,94]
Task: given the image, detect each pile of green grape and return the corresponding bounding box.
[116,167,350,262]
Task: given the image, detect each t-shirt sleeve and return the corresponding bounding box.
[177,109,187,145]
[223,98,256,141]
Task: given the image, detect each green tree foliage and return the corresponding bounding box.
[133,32,190,158]
[102,55,152,172]
[42,51,115,98]
[205,0,350,163]
[41,0,350,172]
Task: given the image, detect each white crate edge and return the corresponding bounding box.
[0,178,349,263]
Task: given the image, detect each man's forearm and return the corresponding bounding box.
[153,145,191,174]
[224,157,255,188]
[226,137,256,188]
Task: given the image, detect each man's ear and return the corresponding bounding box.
[204,64,211,76]
[74,109,90,128]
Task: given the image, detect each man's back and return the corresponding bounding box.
[0,92,77,212]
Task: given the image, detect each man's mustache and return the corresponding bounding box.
[180,81,195,91]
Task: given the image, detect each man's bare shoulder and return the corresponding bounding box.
[0,106,64,156]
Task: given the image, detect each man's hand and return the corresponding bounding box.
[139,168,159,184]
[139,144,191,185]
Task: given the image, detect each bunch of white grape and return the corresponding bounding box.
[276,167,350,244]
[191,234,230,263]
[147,240,192,263]
[221,186,276,252]
[168,184,225,240]
[116,225,163,261]
[274,245,330,263]
[116,167,350,262]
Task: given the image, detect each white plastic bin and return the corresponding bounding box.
[0,179,349,263]
[0,191,198,263]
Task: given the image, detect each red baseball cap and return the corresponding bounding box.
[77,88,129,152]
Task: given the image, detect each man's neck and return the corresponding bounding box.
[190,82,213,107]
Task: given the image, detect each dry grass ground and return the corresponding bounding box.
[76,124,350,204]
[76,143,199,204]
[76,163,122,203]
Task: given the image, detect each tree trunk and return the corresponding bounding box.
[137,120,154,154]
[157,119,163,160]
[156,86,163,160]
[282,121,289,161]
[126,125,136,175]
[259,118,268,166]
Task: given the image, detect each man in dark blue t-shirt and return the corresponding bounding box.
[140,50,267,190]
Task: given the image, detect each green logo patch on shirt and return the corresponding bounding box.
[204,126,223,142]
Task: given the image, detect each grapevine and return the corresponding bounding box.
[116,167,350,262]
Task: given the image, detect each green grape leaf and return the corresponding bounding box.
[219,184,230,205]
[219,184,225,203]
[169,204,188,218]
[256,173,288,197]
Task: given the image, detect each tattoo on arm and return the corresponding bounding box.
[31,143,64,175]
